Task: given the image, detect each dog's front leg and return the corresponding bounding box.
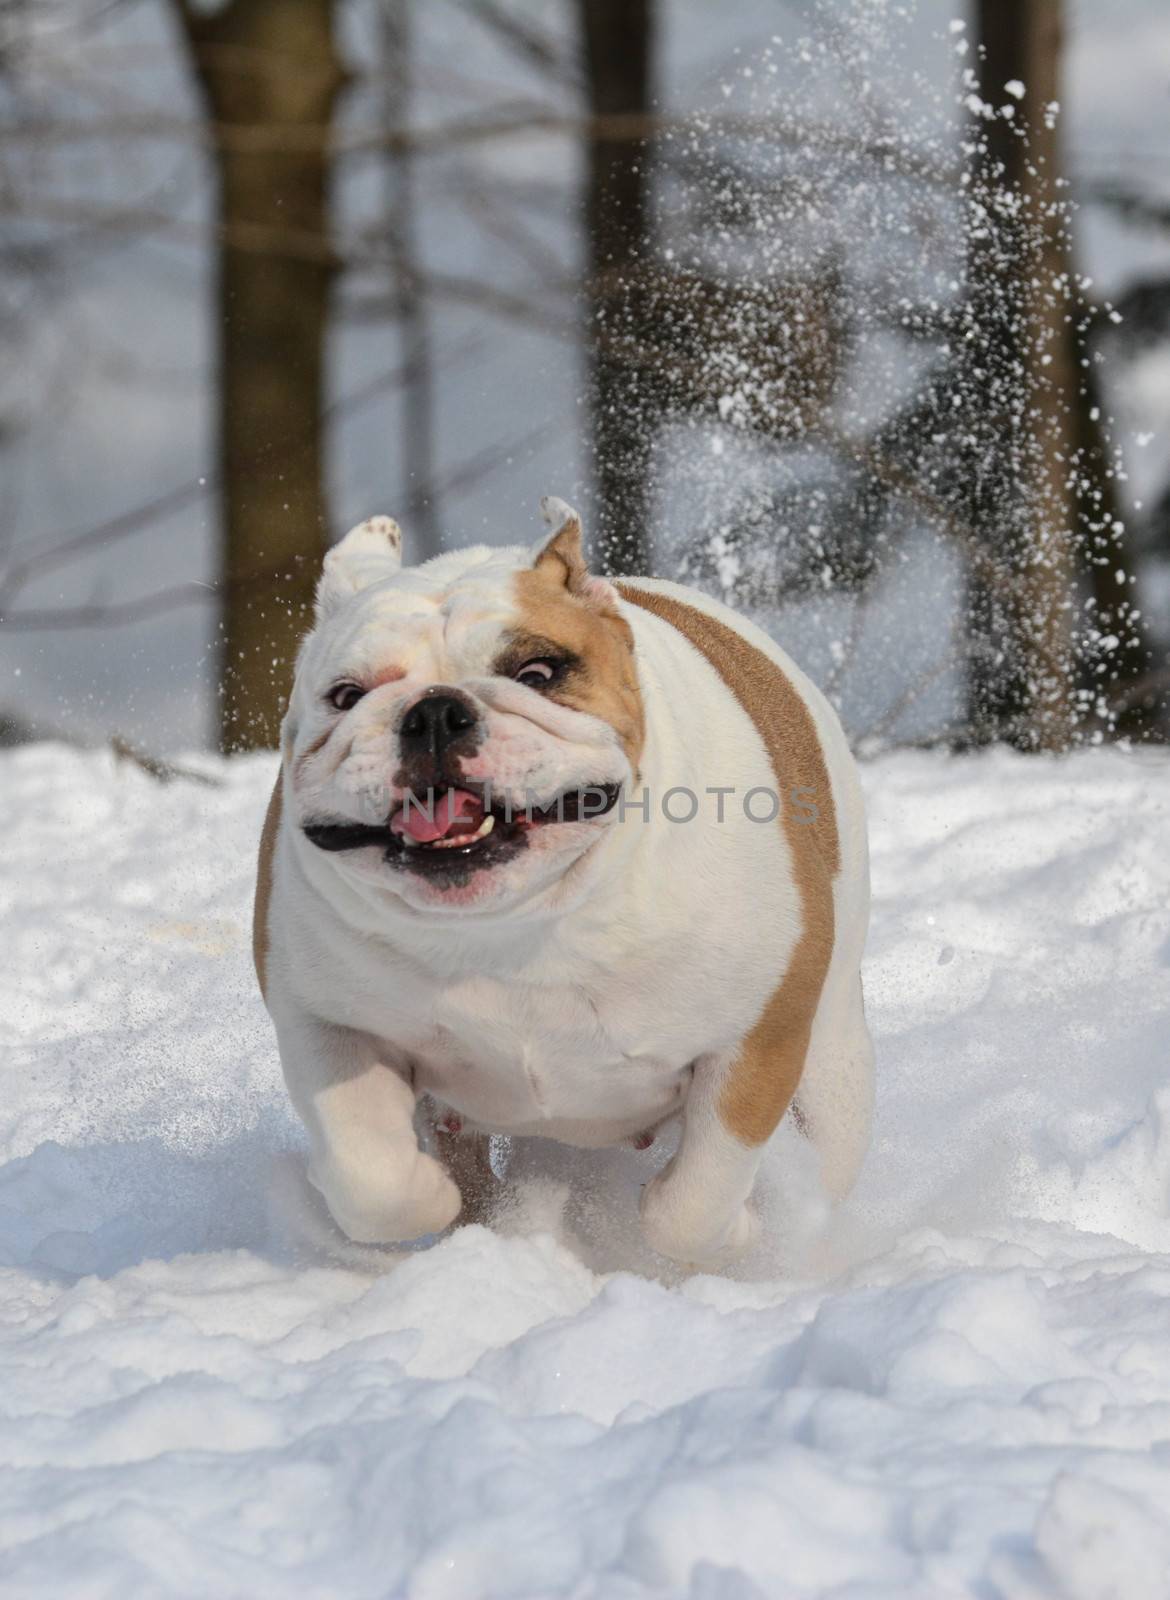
[274,1005,461,1244]
[639,1045,780,1268]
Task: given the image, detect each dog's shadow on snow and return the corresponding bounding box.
[0,1109,306,1284]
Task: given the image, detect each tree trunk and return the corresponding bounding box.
[967,0,1079,749]
[1073,323,1158,737]
[380,0,442,561]
[579,0,655,576]
[176,0,343,751]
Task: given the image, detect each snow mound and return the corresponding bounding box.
[2,742,1169,1596]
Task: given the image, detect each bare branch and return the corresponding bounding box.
[0,344,481,608]
[1106,661,1170,717]
[1,581,221,631]
[865,616,965,743]
[4,106,958,181]
[0,407,559,631]
[110,734,223,786]
[0,480,211,606]
[458,0,579,88]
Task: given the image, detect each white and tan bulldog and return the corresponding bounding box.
[254,499,873,1266]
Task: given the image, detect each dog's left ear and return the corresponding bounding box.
[315,515,403,620]
[530,497,618,608]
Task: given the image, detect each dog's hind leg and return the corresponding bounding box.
[790,970,874,1200]
[640,932,865,1267]
[638,1049,769,1268]
[639,965,817,1269]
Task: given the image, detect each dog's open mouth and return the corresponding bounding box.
[303,783,621,876]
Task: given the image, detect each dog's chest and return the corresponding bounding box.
[396,969,687,1139]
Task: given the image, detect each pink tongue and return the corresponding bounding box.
[390,788,483,844]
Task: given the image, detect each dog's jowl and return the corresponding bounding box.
[254,498,874,1266]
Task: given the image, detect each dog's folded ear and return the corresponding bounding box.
[315,515,403,620]
[531,497,619,608]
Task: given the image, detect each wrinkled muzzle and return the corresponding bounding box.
[295,679,628,889]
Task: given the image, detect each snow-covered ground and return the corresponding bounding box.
[3,742,1170,1598]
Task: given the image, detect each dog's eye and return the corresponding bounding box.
[513,659,556,690]
[327,682,367,712]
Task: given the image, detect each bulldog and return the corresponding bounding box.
[253,499,874,1266]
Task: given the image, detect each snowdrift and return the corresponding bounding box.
[3,742,1169,1597]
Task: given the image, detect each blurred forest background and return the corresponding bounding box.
[1,0,1169,753]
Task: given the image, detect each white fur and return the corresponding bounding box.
[315,516,402,620]
[262,520,874,1266]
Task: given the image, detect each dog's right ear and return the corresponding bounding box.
[315,516,403,620]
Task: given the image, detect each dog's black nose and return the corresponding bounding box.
[399,691,478,759]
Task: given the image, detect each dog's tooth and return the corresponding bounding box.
[402,811,495,854]
[436,813,494,847]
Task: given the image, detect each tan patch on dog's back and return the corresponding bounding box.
[512,570,645,769]
[616,583,838,1146]
[253,777,282,1001]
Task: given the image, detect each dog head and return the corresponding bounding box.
[284,500,644,914]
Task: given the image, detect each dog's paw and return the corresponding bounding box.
[639,1173,758,1268]
[311,1147,462,1245]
